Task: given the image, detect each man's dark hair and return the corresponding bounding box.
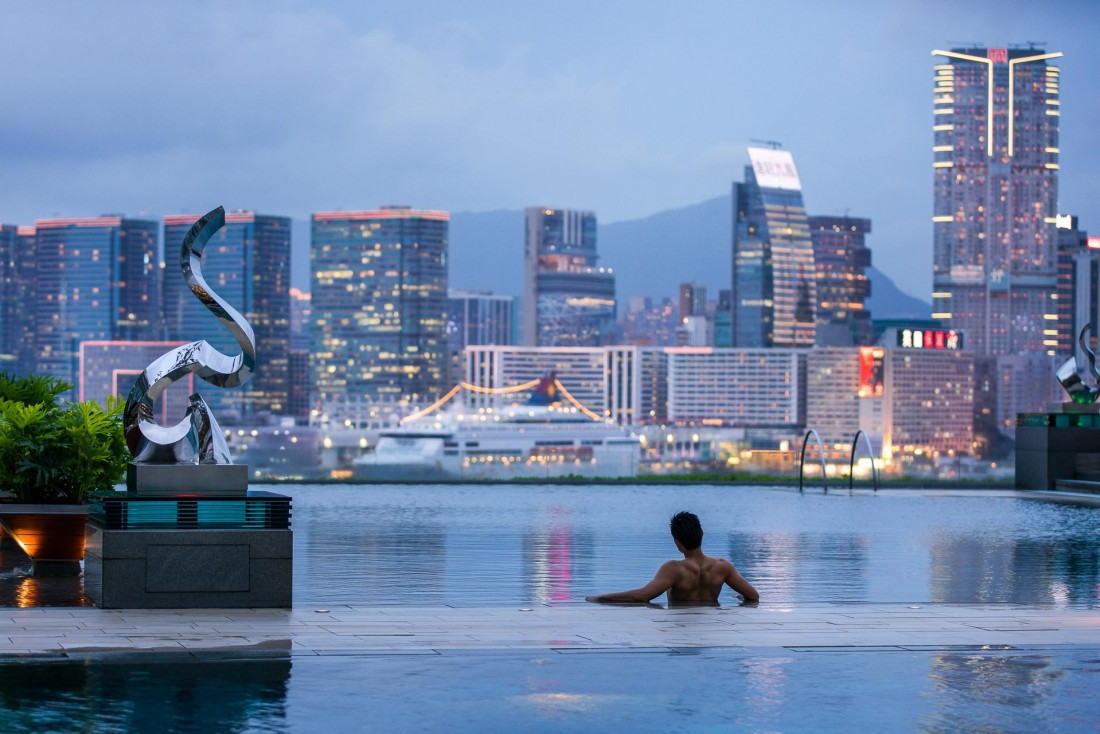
[669,511,703,550]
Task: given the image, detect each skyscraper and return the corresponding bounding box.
[164,211,291,420]
[311,207,448,408]
[731,147,816,348]
[446,290,515,385]
[931,46,1063,356]
[523,207,616,347]
[0,225,35,374]
[809,215,873,346]
[1053,215,1097,355]
[33,216,159,390]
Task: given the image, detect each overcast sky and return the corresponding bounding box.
[2,0,1097,298]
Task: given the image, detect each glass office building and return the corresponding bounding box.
[931,46,1062,356]
[310,207,449,407]
[0,225,37,374]
[809,215,873,346]
[523,207,616,347]
[731,147,816,348]
[164,212,291,420]
[33,216,159,391]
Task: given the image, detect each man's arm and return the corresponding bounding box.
[725,563,759,602]
[586,561,680,603]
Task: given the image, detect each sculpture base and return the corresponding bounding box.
[127,463,248,497]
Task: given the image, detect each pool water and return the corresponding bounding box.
[2,485,1099,608]
[1,648,1098,733]
[2,485,1099,731]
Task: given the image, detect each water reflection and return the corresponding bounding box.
[929,535,1100,606]
[297,506,447,605]
[919,653,1066,732]
[0,548,86,608]
[523,508,595,603]
[0,658,290,733]
[729,532,870,603]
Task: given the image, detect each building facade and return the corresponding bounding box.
[311,207,449,408]
[463,345,639,425]
[0,225,37,375]
[78,340,193,422]
[164,212,292,421]
[809,215,873,346]
[523,207,616,347]
[732,147,817,348]
[665,348,806,428]
[33,216,159,390]
[1053,215,1097,356]
[931,46,1063,356]
[446,290,515,385]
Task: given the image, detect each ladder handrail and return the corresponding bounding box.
[798,429,827,493]
[848,429,879,493]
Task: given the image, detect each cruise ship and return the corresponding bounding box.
[353,375,640,480]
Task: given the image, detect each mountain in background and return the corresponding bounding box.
[294,197,930,320]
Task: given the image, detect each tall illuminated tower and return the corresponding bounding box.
[33,216,159,391]
[523,207,616,346]
[931,46,1063,356]
[164,211,291,420]
[310,207,448,408]
[731,146,816,347]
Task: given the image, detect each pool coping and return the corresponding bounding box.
[2,601,1098,662]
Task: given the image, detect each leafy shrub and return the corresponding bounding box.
[0,373,128,504]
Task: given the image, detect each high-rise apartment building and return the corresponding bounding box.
[731,147,816,348]
[931,46,1063,356]
[311,207,448,407]
[163,212,291,420]
[809,216,873,346]
[33,216,159,390]
[523,207,616,347]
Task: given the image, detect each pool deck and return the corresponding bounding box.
[1,602,1097,659]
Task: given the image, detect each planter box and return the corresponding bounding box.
[0,504,88,576]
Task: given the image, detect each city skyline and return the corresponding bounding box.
[2,1,1097,303]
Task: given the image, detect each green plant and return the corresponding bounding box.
[0,373,128,504]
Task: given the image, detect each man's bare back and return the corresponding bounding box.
[586,511,759,605]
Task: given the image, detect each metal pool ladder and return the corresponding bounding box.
[798,429,827,493]
[799,429,880,493]
[847,429,879,493]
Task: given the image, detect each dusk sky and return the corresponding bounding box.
[2,0,1097,299]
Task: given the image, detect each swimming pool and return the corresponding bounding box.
[1,647,1097,733]
[2,484,1099,731]
[3,484,1099,608]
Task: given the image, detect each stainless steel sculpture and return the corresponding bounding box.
[1055,323,1100,405]
[123,206,256,465]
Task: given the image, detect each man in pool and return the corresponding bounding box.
[586,511,759,604]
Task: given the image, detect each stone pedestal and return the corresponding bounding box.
[85,483,292,609]
[84,526,291,608]
[1015,412,1100,490]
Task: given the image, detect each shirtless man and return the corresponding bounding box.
[586,511,759,604]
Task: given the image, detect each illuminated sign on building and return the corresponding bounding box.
[897,328,963,351]
[987,48,1008,64]
[858,347,884,398]
[747,147,802,191]
[1055,213,1074,230]
[1089,237,1100,250]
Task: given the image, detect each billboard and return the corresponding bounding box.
[858,347,884,398]
[747,147,802,191]
[897,328,963,351]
